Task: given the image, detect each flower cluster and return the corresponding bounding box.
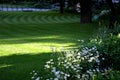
[30,70,41,80]
[31,44,109,80]
[99,10,110,16]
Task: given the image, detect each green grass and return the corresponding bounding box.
[0,11,98,80]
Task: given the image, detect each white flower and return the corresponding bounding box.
[54,71,60,76]
[81,40,84,42]
[82,49,88,54]
[64,60,67,63]
[64,76,67,80]
[101,73,105,76]
[45,64,50,68]
[81,57,84,60]
[31,76,34,79]
[33,70,35,73]
[77,56,80,59]
[75,74,80,79]
[73,60,77,63]
[96,51,99,54]
[87,70,93,76]
[85,47,88,50]
[52,67,56,73]
[52,69,56,73]
[88,57,95,62]
[64,64,67,67]
[76,70,80,72]
[82,74,86,78]
[61,62,64,64]
[71,66,74,69]
[61,57,64,60]
[54,78,58,80]
[34,72,37,76]
[80,67,83,69]
[96,68,100,72]
[58,58,60,60]
[50,78,53,80]
[95,59,100,63]
[77,52,81,56]
[67,74,70,77]
[53,67,56,70]
[73,68,77,71]
[67,62,70,65]
[93,69,96,72]
[65,74,68,77]
[50,59,53,61]
[60,71,64,74]
[46,61,51,64]
[65,66,69,69]
[51,62,54,64]
[35,77,40,80]
[77,39,81,42]
[76,64,80,67]
[102,58,105,60]
[92,46,96,50]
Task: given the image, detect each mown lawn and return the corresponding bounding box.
[0,11,98,80]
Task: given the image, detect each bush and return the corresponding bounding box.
[30,26,120,80]
[33,3,50,9]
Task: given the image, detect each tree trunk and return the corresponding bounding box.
[106,0,117,29]
[59,0,64,14]
[79,0,92,23]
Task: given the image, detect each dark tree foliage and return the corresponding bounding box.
[106,0,117,29]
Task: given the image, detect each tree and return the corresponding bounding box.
[79,0,117,25]
[50,0,64,14]
[79,0,92,23]
[59,0,64,14]
[106,0,117,29]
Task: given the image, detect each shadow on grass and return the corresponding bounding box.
[0,23,97,39]
[0,53,52,80]
[0,23,97,47]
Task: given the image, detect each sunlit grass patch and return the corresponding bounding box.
[118,33,120,38]
[0,64,13,69]
[0,11,98,80]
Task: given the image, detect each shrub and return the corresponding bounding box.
[30,26,120,80]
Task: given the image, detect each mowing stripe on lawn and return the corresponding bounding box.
[1,13,80,24]
[34,15,43,23]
